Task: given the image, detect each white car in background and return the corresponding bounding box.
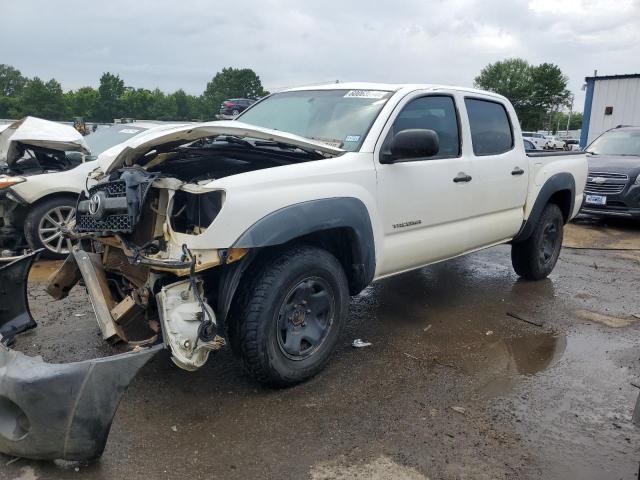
[522,131,546,149]
[544,135,566,150]
[0,119,185,258]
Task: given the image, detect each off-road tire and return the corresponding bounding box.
[228,245,349,387]
[511,203,564,280]
[24,196,77,259]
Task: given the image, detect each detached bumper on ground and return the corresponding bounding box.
[0,253,162,461]
[0,344,161,460]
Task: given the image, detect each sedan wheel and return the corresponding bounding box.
[37,206,76,255]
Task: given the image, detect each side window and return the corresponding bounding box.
[464,98,513,156]
[390,96,460,158]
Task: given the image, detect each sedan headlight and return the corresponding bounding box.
[0,176,26,189]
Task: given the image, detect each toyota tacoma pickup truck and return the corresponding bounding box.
[0,83,587,461]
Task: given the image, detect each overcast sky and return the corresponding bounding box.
[2,0,639,112]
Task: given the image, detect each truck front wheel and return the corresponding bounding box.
[228,245,349,387]
[511,203,564,280]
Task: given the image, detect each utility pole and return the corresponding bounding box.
[566,94,574,136]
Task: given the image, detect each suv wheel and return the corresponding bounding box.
[511,203,564,280]
[24,197,77,259]
[228,245,348,386]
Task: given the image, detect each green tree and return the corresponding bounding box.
[0,64,27,97]
[95,72,125,122]
[0,64,27,117]
[121,87,155,119]
[201,67,268,119]
[16,77,67,119]
[474,58,571,131]
[171,89,198,120]
[549,111,583,133]
[65,86,99,119]
[148,88,176,120]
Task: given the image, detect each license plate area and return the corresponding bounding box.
[585,194,607,206]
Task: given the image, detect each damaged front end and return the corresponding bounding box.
[0,125,341,461]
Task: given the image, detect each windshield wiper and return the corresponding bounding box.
[216,135,255,148]
[253,140,321,157]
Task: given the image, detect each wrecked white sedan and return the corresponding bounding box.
[0,118,184,258]
[0,83,586,461]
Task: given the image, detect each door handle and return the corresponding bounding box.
[511,167,525,176]
[453,173,472,183]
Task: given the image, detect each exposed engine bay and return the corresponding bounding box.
[50,137,326,371]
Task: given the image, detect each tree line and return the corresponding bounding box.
[474,58,580,133]
[0,65,269,122]
[1,59,579,133]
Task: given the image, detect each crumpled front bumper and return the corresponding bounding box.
[0,344,162,460]
[0,252,163,461]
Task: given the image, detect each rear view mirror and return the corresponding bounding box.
[382,129,439,163]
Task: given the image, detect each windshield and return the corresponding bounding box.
[83,126,148,158]
[588,129,640,156]
[237,89,394,151]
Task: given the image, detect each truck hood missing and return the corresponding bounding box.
[0,117,90,165]
[97,120,345,174]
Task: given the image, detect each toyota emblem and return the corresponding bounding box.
[88,193,101,215]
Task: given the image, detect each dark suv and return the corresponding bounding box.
[219,98,255,116]
[581,126,640,218]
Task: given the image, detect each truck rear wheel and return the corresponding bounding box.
[511,203,564,280]
[228,245,348,387]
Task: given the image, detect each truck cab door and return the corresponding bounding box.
[461,97,529,248]
[374,92,474,277]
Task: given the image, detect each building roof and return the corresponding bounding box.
[585,73,640,81]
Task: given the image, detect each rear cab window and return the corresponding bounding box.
[464,98,513,156]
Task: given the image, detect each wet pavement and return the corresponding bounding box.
[1,223,640,479]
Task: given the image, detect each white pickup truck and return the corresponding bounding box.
[0,83,587,461]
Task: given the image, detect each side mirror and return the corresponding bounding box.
[66,151,84,164]
[381,129,440,163]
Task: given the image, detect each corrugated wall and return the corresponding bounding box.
[587,77,640,144]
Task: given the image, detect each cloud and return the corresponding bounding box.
[1,0,639,112]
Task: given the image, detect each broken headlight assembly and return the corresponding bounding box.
[169,188,225,235]
[0,176,26,189]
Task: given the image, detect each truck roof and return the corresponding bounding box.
[283,82,508,102]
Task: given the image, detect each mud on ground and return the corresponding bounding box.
[1,218,639,479]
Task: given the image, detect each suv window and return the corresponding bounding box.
[464,98,513,156]
[390,95,460,158]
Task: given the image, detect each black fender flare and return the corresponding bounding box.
[512,172,576,243]
[231,197,376,291]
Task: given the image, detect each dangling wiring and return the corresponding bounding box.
[181,244,216,346]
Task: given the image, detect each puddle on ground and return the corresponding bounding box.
[469,333,567,398]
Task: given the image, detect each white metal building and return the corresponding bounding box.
[580,73,640,147]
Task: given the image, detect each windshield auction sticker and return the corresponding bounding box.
[343,90,389,99]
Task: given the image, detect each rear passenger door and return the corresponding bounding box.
[463,97,528,247]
